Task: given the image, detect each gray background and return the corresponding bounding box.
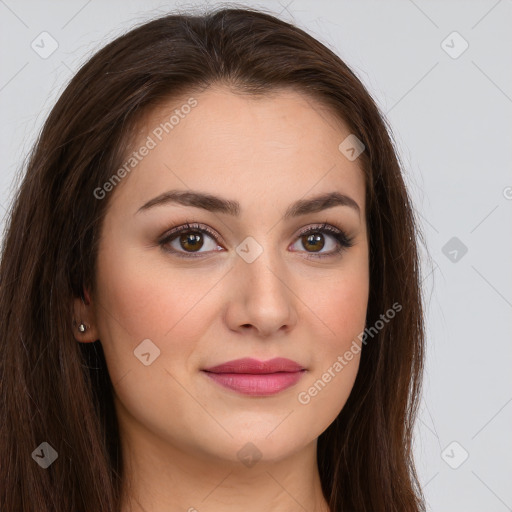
[1,1,511,510]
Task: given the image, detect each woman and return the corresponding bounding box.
[0,6,427,512]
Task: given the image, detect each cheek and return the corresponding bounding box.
[320,284,367,335]
[304,262,369,344]
[94,243,219,377]
[293,263,368,418]
[93,246,220,437]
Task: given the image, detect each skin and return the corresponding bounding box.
[73,85,369,512]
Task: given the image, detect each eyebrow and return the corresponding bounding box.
[136,189,361,219]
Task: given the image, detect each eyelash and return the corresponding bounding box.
[158,221,354,260]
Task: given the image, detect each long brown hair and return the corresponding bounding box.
[0,6,426,511]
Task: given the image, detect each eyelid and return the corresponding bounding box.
[158,221,223,245]
[296,222,348,240]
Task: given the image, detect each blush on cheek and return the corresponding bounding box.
[309,287,368,343]
[100,261,217,355]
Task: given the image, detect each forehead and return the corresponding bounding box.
[110,85,366,218]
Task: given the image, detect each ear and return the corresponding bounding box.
[72,288,100,343]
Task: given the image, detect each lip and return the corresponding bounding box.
[203,357,305,374]
[202,357,306,396]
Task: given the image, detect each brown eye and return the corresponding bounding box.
[159,222,223,258]
[159,222,354,260]
[178,232,204,252]
[290,223,354,259]
[301,233,325,253]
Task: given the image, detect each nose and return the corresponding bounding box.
[224,246,299,338]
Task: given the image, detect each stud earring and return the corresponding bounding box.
[78,322,88,333]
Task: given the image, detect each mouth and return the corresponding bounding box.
[201,357,307,396]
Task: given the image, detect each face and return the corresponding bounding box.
[79,85,369,467]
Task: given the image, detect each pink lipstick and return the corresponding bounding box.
[202,357,306,396]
